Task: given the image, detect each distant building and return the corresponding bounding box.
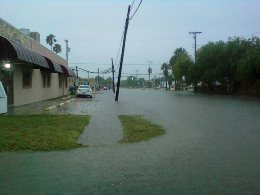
[19,28,30,36]
[0,18,76,107]
[19,28,41,43]
[30,32,40,43]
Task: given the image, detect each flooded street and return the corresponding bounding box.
[1,89,260,194]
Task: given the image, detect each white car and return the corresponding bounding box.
[76,85,93,98]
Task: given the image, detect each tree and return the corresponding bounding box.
[196,42,224,90]
[196,36,260,93]
[137,78,145,88]
[46,34,56,51]
[161,63,170,90]
[126,76,138,87]
[53,44,62,54]
[169,48,194,90]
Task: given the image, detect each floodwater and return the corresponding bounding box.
[1,89,260,194]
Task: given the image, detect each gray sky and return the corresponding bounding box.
[1,0,260,79]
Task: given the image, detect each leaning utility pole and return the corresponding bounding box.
[115,5,131,101]
[111,58,115,93]
[189,31,202,64]
[98,68,100,89]
[147,61,152,88]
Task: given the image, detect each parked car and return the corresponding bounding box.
[102,86,108,90]
[69,86,78,95]
[76,85,93,98]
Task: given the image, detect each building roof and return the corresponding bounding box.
[0,36,76,77]
[0,36,49,69]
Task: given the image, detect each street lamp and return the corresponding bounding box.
[4,63,11,69]
[2,60,12,71]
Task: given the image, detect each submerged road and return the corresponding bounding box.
[1,89,260,194]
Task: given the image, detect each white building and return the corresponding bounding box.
[0,18,75,107]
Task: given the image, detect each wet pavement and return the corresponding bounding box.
[77,92,123,146]
[1,89,260,194]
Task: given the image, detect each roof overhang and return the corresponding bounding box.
[0,36,49,69]
[44,57,63,74]
[61,65,76,77]
[0,36,76,77]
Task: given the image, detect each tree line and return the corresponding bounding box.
[162,36,260,95]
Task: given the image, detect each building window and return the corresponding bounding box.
[22,69,32,88]
[42,71,51,88]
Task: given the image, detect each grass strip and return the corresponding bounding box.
[0,115,90,151]
[118,115,165,143]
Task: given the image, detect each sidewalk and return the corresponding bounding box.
[77,91,123,146]
[7,95,73,115]
[6,91,123,146]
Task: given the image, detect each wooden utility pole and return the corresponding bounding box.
[189,31,202,64]
[98,68,100,89]
[115,5,131,101]
[111,58,115,93]
[189,31,202,92]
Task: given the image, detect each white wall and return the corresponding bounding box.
[13,66,68,106]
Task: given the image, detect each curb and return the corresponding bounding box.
[45,96,75,111]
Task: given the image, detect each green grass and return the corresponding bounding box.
[0,115,90,152]
[118,115,165,143]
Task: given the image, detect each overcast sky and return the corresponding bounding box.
[1,0,260,79]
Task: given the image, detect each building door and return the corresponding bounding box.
[0,70,14,105]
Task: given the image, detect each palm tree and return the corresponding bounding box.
[53,44,62,54]
[46,34,56,51]
[161,63,170,90]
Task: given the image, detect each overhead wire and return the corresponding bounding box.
[131,0,136,9]
[205,0,260,32]
[129,0,142,20]
[216,15,260,39]
[200,0,260,44]
[114,0,142,73]
[71,63,161,66]
[242,30,260,38]
[114,28,125,71]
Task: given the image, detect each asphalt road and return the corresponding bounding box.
[1,89,260,194]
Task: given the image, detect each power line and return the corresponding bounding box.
[217,15,260,39]
[70,63,162,66]
[131,0,136,9]
[114,29,125,71]
[205,0,260,31]
[242,30,260,38]
[129,0,142,20]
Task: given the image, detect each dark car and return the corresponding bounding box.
[69,86,78,95]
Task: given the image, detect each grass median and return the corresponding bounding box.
[0,115,90,152]
[118,115,165,143]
